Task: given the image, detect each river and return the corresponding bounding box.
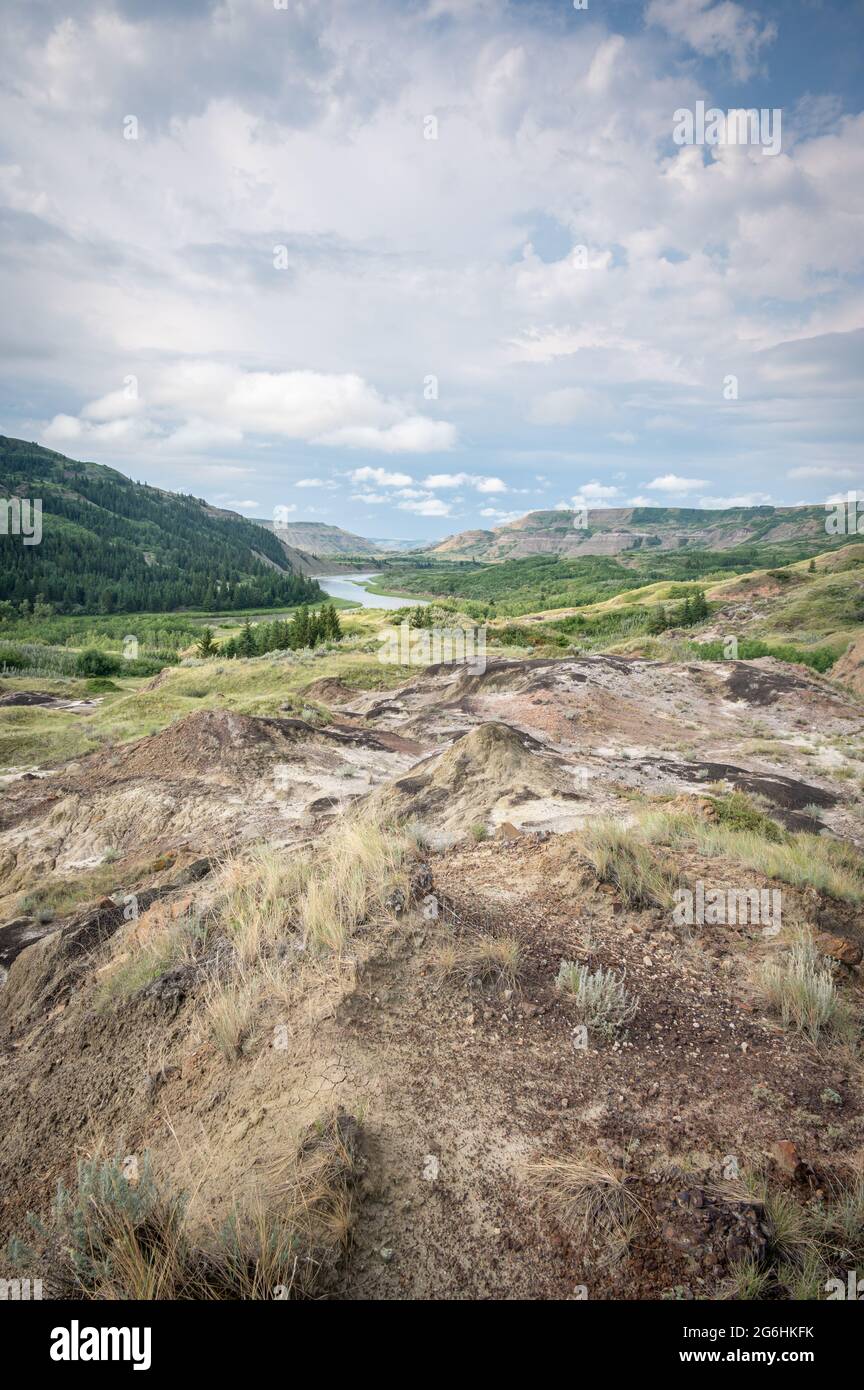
[317,573,427,610]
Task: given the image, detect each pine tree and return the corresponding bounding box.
[409,604,432,629]
[648,604,668,635]
[196,626,217,658]
[291,606,310,649]
[323,603,342,640]
[237,619,256,657]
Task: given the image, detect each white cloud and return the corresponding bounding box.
[397,496,453,516]
[646,0,777,80]
[480,508,525,522]
[423,473,507,493]
[348,466,414,488]
[82,387,143,422]
[318,418,456,453]
[45,366,456,459]
[562,483,623,508]
[646,474,710,493]
[296,477,338,489]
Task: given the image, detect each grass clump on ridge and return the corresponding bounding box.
[581,818,677,908]
[717,1165,864,1301]
[707,790,786,843]
[214,810,415,961]
[524,1152,647,1265]
[638,795,864,905]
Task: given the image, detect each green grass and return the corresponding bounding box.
[759,933,853,1042]
[707,791,786,842]
[581,818,677,907]
[639,797,864,904]
[687,638,841,673]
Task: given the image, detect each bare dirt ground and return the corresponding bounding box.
[1,653,863,1299]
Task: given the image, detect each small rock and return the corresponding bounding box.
[379,1247,394,1264]
[814,932,862,968]
[497,822,522,841]
[771,1140,803,1177]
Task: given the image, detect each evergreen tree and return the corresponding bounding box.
[237,619,256,657]
[409,604,432,629]
[291,606,310,649]
[196,626,217,658]
[648,604,668,635]
[323,603,342,640]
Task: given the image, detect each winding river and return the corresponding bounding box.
[317,573,427,610]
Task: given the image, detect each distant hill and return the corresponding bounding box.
[0,436,322,615]
[254,519,382,559]
[429,505,832,560]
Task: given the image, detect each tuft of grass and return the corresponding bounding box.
[469,822,488,842]
[96,915,206,1009]
[777,1251,829,1301]
[214,811,414,960]
[436,932,523,989]
[581,818,676,907]
[707,791,786,843]
[555,959,637,1035]
[759,933,852,1042]
[296,813,413,953]
[638,804,864,904]
[727,1255,771,1300]
[525,1153,646,1263]
[217,846,311,967]
[23,1114,359,1300]
[717,1165,864,1300]
[206,978,255,1060]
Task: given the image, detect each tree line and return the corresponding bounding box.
[197,604,343,659]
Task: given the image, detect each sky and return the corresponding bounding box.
[0,0,862,543]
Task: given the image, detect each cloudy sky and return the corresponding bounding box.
[1,0,862,541]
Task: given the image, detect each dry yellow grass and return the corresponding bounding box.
[435,931,523,988]
[524,1153,648,1263]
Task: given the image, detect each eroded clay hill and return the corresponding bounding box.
[0,652,863,1300]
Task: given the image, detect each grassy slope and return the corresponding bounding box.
[3,546,862,774]
[0,608,505,771]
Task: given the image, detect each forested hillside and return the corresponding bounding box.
[0,437,322,615]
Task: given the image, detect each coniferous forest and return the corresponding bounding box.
[0,436,322,615]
